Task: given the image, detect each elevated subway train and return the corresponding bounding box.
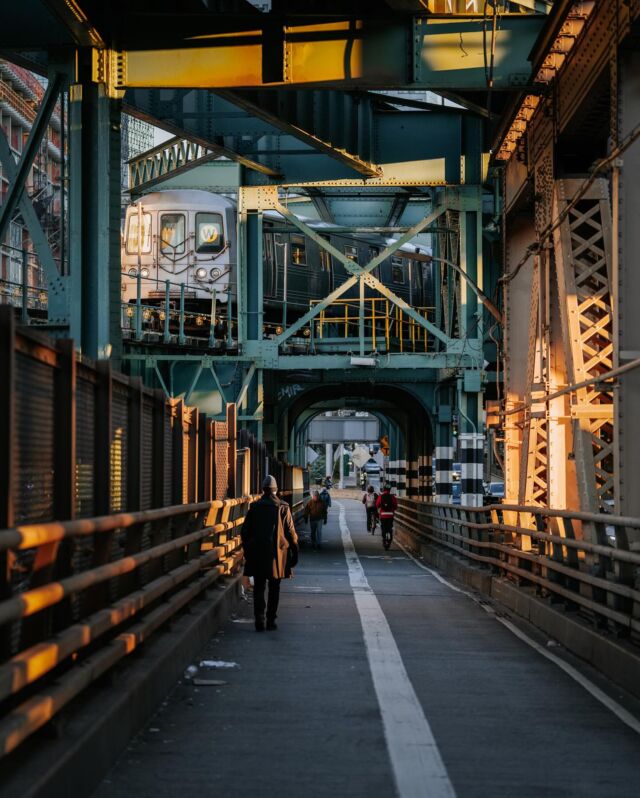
[121,189,434,336]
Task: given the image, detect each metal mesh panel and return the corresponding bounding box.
[111,383,128,512]
[13,353,55,524]
[182,414,191,504]
[141,398,154,512]
[75,374,95,518]
[214,420,228,500]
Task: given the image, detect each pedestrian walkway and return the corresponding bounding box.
[93,500,640,798]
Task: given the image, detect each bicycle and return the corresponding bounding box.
[381,518,393,550]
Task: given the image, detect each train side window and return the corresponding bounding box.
[160,213,186,254]
[345,245,359,264]
[195,212,224,253]
[291,234,307,266]
[319,236,332,271]
[126,212,151,254]
[369,246,380,279]
[391,256,405,284]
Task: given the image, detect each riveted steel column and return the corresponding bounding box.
[80,77,122,361]
[68,82,83,343]
[618,49,640,525]
[238,185,264,345]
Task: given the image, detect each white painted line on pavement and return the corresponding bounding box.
[337,503,456,798]
[395,540,640,736]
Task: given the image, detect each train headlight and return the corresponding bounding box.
[195,267,208,280]
[275,325,283,335]
[140,267,150,279]
[128,267,138,277]
[210,267,222,279]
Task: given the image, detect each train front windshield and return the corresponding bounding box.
[160,214,186,254]
[126,212,151,253]
[196,212,225,253]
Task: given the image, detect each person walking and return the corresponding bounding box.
[304,490,326,550]
[319,485,332,521]
[241,475,299,632]
[362,484,378,533]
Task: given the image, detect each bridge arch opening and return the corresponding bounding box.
[272,381,434,499]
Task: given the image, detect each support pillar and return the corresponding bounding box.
[618,49,640,526]
[435,420,453,503]
[325,443,333,481]
[77,77,122,361]
[238,185,264,345]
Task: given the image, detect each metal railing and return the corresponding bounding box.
[395,498,640,639]
[0,245,47,325]
[121,271,234,347]
[311,297,435,353]
[0,496,255,758]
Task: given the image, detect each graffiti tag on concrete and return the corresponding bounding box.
[277,384,303,400]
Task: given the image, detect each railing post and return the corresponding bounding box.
[135,271,142,341]
[208,288,217,348]
[172,399,185,505]
[227,402,237,499]
[127,376,143,513]
[359,276,365,356]
[50,339,77,629]
[94,360,112,515]
[152,389,167,508]
[21,249,28,324]
[179,283,186,345]
[0,308,15,652]
[163,279,171,344]
[88,360,113,613]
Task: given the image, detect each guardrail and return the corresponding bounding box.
[395,499,640,640]
[0,495,256,758]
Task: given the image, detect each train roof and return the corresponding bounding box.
[132,190,236,210]
[128,189,431,257]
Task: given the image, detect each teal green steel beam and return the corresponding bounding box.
[0,72,64,244]
[0,129,59,296]
[68,82,83,343]
[362,272,450,345]
[123,352,481,370]
[236,363,257,408]
[275,203,361,275]
[184,362,204,405]
[216,90,382,178]
[273,203,447,344]
[81,83,121,360]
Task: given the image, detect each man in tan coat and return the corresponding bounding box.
[241,475,299,631]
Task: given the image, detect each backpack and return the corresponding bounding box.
[380,492,393,511]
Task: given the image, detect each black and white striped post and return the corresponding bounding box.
[434,445,454,502]
[396,458,407,497]
[407,459,419,498]
[418,455,432,500]
[460,433,484,506]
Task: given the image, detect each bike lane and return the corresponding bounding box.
[340,499,640,798]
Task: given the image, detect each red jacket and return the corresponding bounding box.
[376,492,398,519]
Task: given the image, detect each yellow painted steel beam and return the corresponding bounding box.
[104,16,544,91]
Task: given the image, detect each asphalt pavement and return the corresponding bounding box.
[93,500,640,798]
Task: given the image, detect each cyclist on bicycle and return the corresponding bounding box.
[362,484,378,534]
[376,485,398,549]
